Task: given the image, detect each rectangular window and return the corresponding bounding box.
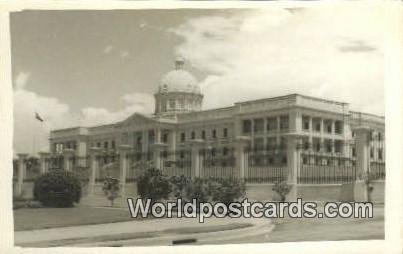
[253,118,264,133]
[279,115,289,130]
[378,132,382,141]
[302,116,310,131]
[335,121,343,134]
[334,140,342,153]
[242,120,252,134]
[302,138,310,150]
[223,147,228,156]
[191,131,195,140]
[266,117,277,132]
[111,141,116,149]
[254,138,264,151]
[180,132,185,142]
[315,123,321,132]
[148,130,155,143]
[97,142,101,148]
[162,133,168,143]
[325,120,332,134]
[280,137,287,149]
[223,128,228,138]
[104,141,108,149]
[169,99,175,110]
[324,139,332,153]
[378,148,383,160]
[211,148,216,157]
[201,130,206,140]
[370,147,374,159]
[212,129,217,139]
[266,137,277,150]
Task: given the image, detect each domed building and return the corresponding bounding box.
[48,58,385,200]
[154,58,203,117]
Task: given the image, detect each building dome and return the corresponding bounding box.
[157,58,201,94]
[154,58,203,117]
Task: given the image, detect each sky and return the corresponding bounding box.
[11,6,385,155]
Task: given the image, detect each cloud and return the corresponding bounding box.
[170,6,385,115]
[14,71,31,89]
[103,45,114,54]
[120,50,129,58]
[13,72,73,155]
[13,72,154,155]
[338,40,377,53]
[79,92,154,126]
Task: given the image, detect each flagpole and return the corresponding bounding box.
[33,110,36,157]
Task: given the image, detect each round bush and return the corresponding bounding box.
[137,168,171,201]
[33,170,82,207]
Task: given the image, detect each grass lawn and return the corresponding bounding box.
[14,206,136,231]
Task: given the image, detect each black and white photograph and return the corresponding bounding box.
[1,1,402,253]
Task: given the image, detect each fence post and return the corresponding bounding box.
[89,147,101,194]
[353,126,371,201]
[151,143,166,170]
[285,133,302,201]
[119,145,131,201]
[63,149,75,171]
[189,140,204,178]
[38,152,50,174]
[16,153,28,197]
[235,136,250,179]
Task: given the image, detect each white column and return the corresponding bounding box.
[142,130,149,153]
[189,140,204,178]
[235,136,250,179]
[152,143,166,170]
[286,134,302,201]
[355,127,371,178]
[16,154,28,197]
[89,147,101,194]
[354,126,371,202]
[38,152,50,174]
[170,130,176,161]
[63,148,75,171]
[119,145,131,200]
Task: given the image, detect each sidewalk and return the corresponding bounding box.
[15,216,273,247]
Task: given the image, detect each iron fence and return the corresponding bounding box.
[298,152,357,184]
[244,149,288,183]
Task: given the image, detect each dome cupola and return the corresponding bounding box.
[154,58,203,117]
[157,57,201,94]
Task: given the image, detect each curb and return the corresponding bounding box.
[68,218,274,247]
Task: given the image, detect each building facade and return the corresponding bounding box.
[49,59,385,170]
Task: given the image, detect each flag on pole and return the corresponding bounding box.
[35,112,44,122]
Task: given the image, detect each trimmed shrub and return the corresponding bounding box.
[33,170,82,207]
[170,175,191,199]
[272,181,291,202]
[184,178,211,203]
[210,178,246,205]
[102,177,120,206]
[170,177,245,205]
[137,168,171,201]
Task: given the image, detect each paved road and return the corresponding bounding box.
[15,216,271,247]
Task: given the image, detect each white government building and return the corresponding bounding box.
[49,58,385,173]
